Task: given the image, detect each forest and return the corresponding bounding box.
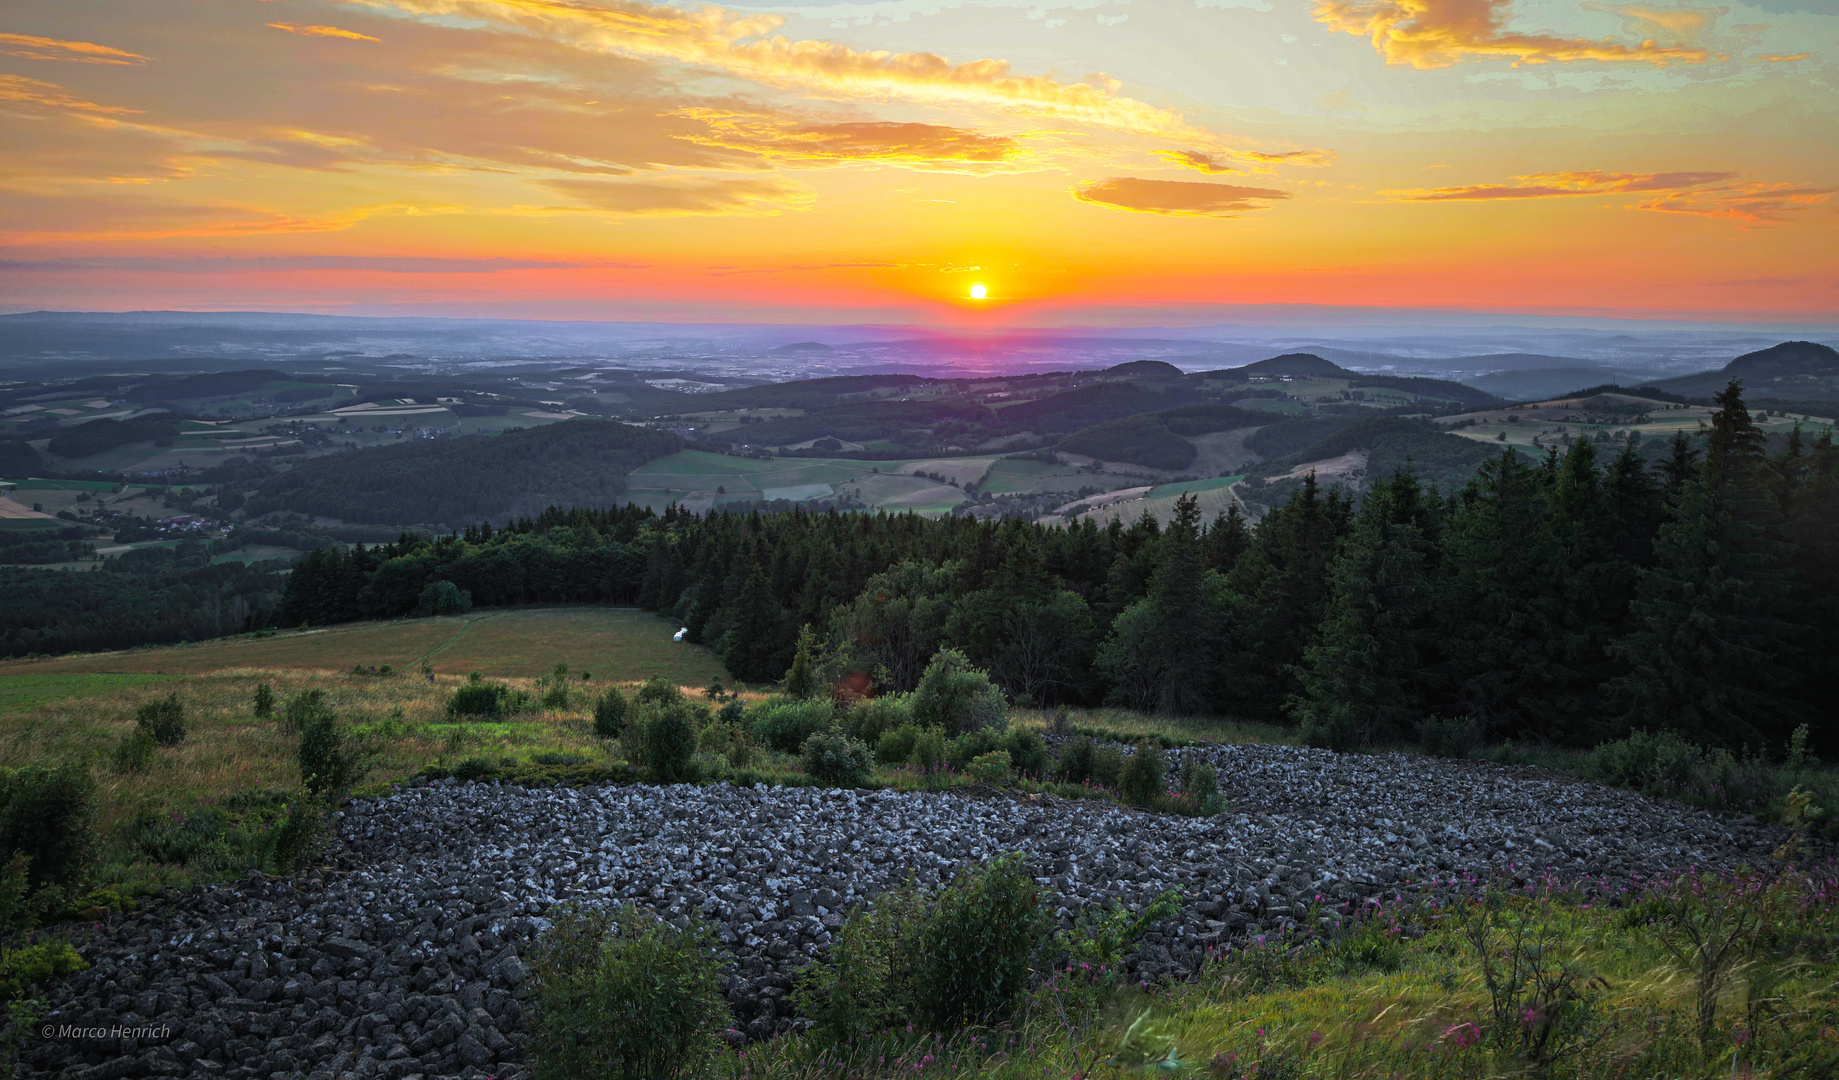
[275,383,1836,755]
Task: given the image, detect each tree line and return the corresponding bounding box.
[273,382,1835,755]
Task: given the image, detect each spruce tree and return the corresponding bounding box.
[719,561,791,683]
[783,624,821,698]
[1611,381,1805,748]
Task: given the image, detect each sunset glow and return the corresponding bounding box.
[0,0,1834,325]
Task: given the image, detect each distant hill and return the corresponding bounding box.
[1467,367,1622,402]
[1100,360,1185,378]
[998,382,1176,433]
[1059,414,1196,469]
[246,418,682,527]
[1240,353,1354,378]
[1648,340,1839,399]
[771,342,833,354]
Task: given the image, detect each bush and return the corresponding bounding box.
[750,696,834,754]
[527,904,728,1080]
[1055,736,1097,783]
[266,800,327,873]
[909,728,948,771]
[969,750,1013,785]
[592,686,629,740]
[282,688,331,734]
[1118,741,1165,807]
[133,694,186,747]
[909,648,1007,735]
[949,726,1005,770]
[128,806,225,866]
[1418,714,1483,758]
[1003,729,1050,777]
[252,683,275,718]
[0,941,86,1004]
[416,579,473,616]
[638,702,700,784]
[298,712,361,796]
[1091,745,1124,789]
[802,730,872,787]
[112,728,157,775]
[875,723,921,765]
[446,674,530,720]
[1175,757,1224,816]
[635,677,683,708]
[843,693,912,746]
[0,765,96,893]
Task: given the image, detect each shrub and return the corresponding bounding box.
[252,683,275,718]
[0,765,96,893]
[133,694,185,747]
[1176,757,1224,816]
[446,674,531,720]
[638,702,699,784]
[784,624,821,698]
[1118,741,1164,807]
[750,696,834,754]
[592,687,629,740]
[802,730,872,787]
[1003,729,1050,776]
[635,677,684,708]
[909,648,1007,735]
[1418,714,1483,758]
[1055,736,1097,783]
[112,728,157,775]
[843,693,912,746]
[875,723,922,765]
[298,712,361,796]
[949,726,1005,770]
[1091,745,1124,789]
[906,853,1047,1028]
[0,941,86,1004]
[266,800,328,873]
[527,904,728,1080]
[909,728,948,771]
[282,688,331,734]
[540,665,573,711]
[129,806,225,865]
[969,750,1013,785]
[416,579,473,616]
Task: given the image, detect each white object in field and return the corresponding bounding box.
[673,627,688,643]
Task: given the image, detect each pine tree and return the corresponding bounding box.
[1611,381,1805,748]
[1289,471,1437,749]
[783,624,821,698]
[719,561,790,683]
[1203,502,1251,574]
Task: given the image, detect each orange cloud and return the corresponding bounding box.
[267,23,382,43]
[1159,150,1236,174]
[0,74,142,115]
[541,176,811,216]
[1072,177,1290,217]
[1312,0,1712,68]
[1388,170,1735,199]
[1577,3,1720,46]
[1159,147,1334,174]
[0,33,148,65]
[1637,182,1836,223]
[355,0,1194,135]
[1756,53,1811,63]
[678,113,1020,169]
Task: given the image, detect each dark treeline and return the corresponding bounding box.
[0,541,287,657]
[275,383,1836,755]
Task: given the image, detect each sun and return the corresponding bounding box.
[968,283,987,300]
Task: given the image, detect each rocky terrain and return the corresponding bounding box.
[24,743,1789,1080]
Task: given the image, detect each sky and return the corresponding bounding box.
[0,0,1835,327]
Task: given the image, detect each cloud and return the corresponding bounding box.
[541,176,812,215]
[0,256,607,274]
[1577,3,1721,46]
[1158,146,1334,174]
[1071,177,1290,216]
[1637,182,1836,223]
[1756,53,1812,62]
[0,74,142,115]
[1159,150,1237,174]
[354,0,1195,135]
[1387,170,1736,200]
[1312,0,1713,68]
[678,112,1021,169]
[267,24,383,43]
[0,33,148,65]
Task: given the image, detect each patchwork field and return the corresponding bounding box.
[627,449,986,514]
[0,606,729,684]
[1055,474,1244,528]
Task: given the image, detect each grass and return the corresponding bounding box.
[0,672,175,713]
[1011,707,1295,748]
[0,606,729,683]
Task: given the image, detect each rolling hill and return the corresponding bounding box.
[1648,340,1839,400]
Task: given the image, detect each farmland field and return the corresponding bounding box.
[0,606,728,683]
[0,672,175,713]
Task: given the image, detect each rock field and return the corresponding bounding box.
[25,743,1789,1080]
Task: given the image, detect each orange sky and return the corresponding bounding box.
[0,0,1834,325]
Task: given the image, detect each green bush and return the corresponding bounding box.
[909,728,948,772]
[909,648,1007,735]
[875,723,921,765]
[593,686,629,740]
[282,688,331,734]
[446,674,531,720]
[298,711,361,796]
[252,683,275,719]
[0,941,85,1004]
[635,676,684,708]
[129,807,225,865]
[527,904,729,1080]
[949,726,1005,770]
[416,579,473,616]
[750,696,834,754]
[802,730,872,787]
[540,664,574,710]
[1118,741,1165,807]
[1003,729,1050,777]
[843,693,912,746]
[111,728,156,775]
[133,694,185,747]
[266,800,327,873]
[639,702,700,784]
[1417,714,1483,758]
[1055,736,1097,783]
[1175,757,1225,816]
[0,765,96,893]
[968,750,1013,785]
[1091,745,1124,789]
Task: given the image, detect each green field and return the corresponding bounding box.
[0,672,176,713]
[0,606,730,684]
[1147,474,1243,498]
[629,449,979,514]
[980,458,1069,494]
[2,478,120,492]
